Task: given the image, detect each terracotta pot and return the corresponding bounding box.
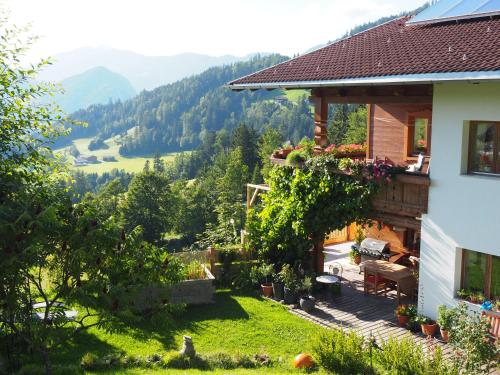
[353,255,361,265]
[396,314,410,327]
[421,322,438,337]
[440,328,449,342]
[261,283,273,298]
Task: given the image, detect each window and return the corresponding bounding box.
[407,111,432,156]
[461,249,500,300]
[468,121,500,175]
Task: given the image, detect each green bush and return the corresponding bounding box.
[377,335,456,375]
[286,149,308,167]
[80,352,99,371]
[313,329,370,374]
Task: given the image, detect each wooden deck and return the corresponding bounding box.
[290,257,453,355]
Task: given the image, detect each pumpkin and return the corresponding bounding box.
[293,353,314,369]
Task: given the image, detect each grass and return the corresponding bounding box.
[55,134,183,174]
[38,290,326,374]
[282,89,311,103]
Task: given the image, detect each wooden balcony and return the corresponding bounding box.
[371,173,429,229]
[269,156,430,229]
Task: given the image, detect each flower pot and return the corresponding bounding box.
[261,283,273,298]
[440,328,449,342]
[421,322,438,337]
[353,255,361,265]
[272,282,284,300]
[280,149,292,158]
[396,314,410,327]
[300,296,315,313]
[283,287,297,304]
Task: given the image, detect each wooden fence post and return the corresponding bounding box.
[208,246,216,273]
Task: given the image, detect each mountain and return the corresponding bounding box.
[54,67,136,112]
[56,54,314,155]
[39,47,262,91]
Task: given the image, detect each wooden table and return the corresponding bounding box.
[362,260,416,304]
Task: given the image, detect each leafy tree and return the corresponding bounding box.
[0,16,183,375]
[122,171,173,243]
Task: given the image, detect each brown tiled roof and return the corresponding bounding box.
[229,16,500,87]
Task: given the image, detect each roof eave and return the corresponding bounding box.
[227,71,500,90]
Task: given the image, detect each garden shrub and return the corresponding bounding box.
[313,329,370,374]
[448,303,498,374]
[377,335,457,375]
[80,352,99,371]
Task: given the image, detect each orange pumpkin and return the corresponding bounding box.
[293,353,314,369]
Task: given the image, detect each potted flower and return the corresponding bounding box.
[258,264,274,298]
[279,264,300,304]
[415,314,438,336]
[469,291,484,304]
[437,305,456,342]
[349,245,361,265]
[279,142,293,159]
[299,276,315,313]
[395,305,411,327]
[272,270,285,301]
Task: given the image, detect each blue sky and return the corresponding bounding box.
[6,0,428,60]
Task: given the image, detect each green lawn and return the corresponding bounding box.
[43,291,326,374]
[56,134,183,174]
[282,89,311,103]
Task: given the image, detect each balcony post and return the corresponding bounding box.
[311,95,328,148]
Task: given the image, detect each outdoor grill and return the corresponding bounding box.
[356,238,395,262]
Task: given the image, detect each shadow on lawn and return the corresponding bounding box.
[84,290,251,352]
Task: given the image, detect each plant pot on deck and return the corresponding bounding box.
[261,283,273,298]
[299,296,315,313]
[353,255,361,265]
[396,314,410,327]
[272,282,284,300]
[284,287,297,305]
[421,322,438,337]
[440,328,449,342]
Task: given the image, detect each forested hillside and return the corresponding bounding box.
[62,54,314,155]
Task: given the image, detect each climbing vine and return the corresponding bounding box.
[248,154,404,268]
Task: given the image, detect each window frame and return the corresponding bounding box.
[405,110,432,157]
[461,249,497,299]
[467,121,500,176]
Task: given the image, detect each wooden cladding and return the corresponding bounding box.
[371,174,429,223]
[311,85,433,104]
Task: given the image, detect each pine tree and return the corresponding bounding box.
[153,153,165,173]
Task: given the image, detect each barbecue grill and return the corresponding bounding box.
[355,238,397,262]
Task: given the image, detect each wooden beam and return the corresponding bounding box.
[366,104,372,160]
[311,95,328,147]
[324,96,432,104]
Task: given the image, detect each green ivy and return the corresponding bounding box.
[249,154,391,268]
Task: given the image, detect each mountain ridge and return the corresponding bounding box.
[39,47,266,91]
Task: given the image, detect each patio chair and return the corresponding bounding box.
[363,271,391,297]
[482,310,500,344]
[406,153,425,173]
[328,262,343,281]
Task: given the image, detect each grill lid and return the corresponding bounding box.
[360,238,389,253]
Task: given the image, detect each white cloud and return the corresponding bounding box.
[4,0,428,60]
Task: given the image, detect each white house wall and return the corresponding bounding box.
[419,82,500,318]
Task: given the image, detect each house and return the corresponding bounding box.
[228,1,500,319]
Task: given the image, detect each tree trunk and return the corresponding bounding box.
[41,348,52,375]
